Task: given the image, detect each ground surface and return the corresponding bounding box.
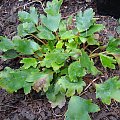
[0,0,120,120]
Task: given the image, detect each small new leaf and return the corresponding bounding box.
[41,49,69,71]
[68,61,86,82]
[60,30,75,40]
[65,96,100,120]
[80,49,100,75]
[20,58,38,69]
[96,76,120,105]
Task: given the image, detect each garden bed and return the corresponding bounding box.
[0,0,120,120]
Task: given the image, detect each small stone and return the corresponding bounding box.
[94,34,100,39]
[47,111,52,117]
[109,116,117,120]
[54,108,61,115]
[40,111,46,118]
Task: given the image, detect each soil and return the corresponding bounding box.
[0,0,120,120]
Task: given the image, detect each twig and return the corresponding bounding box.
[84,77,99,91]
[80,77,100,96]
[16,0,45,11]
[52,109,63,117]
[89,47,100,56]
[89,51,106,58]
[30,33,46,45]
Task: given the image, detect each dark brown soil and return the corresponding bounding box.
[0,0,120,120]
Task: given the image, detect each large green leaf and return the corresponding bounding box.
[68,61,86,82]
[37,31,55,40]
[0,67,40,94]
[0,67,53,94]
[18,7,38,24]
[81,24,104,37]
[1,49,18,60]
[65,96,100,120]
[76,8,94,32]
[18,11,31,23]
[40,14,61,32]
[80,49,100,75]
[31,70,53,92]
[17,22,36,37]
[55,76,86,97]
[0,36,14,52]
[13,37,40,55]
[99,53,116,69]
[37,26,55,40]
[44,0,63,16]
[96,76,120,105]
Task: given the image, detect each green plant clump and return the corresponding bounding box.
[0,0,120,119]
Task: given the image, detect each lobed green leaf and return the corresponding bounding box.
[96,76,120,105]
[106,38,120,54]
[68,61,86,82]
[40,14,61,32]
[99,53,116,69]
[55,76,86,97]
[44,0,63,16]
[18,7,38,24]
[41,49,69,71]
[76,8,94,32]
[0,36,14,52]
[65,96,100,120]
[20,58,38,69]
[13,37,40,55]
[0,67,40,94]
[80,49,100,75]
